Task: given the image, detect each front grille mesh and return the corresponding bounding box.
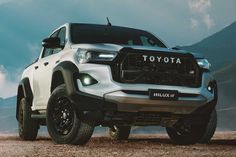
[112,51,201,87]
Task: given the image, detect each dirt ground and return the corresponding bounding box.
[0,132,235,157]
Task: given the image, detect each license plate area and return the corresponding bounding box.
[149,89,178,101]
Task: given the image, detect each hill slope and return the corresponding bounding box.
[0,97,3,105]
[0,96,18,133]
[181,22,236,70]
[214,61,236,130]
[181,22,236,130]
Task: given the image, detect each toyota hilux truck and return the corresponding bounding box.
[16,23,217,145]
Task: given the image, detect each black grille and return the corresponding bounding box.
[112,50,201,87]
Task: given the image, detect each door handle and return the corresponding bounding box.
[34,66,39,70]
[44,62,49,66]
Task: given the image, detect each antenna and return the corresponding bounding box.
[106,17,112,26]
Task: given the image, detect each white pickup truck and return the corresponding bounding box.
[16,23,217,145]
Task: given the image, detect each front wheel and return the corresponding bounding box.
[199,109,217,143]
[166,121,206,145]
[46,85,94,145]
[109,126,131,140]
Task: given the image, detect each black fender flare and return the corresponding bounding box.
[191,80,218,116]
[212,80,218,105]
[51,61,108,114]
[16,78,33,120]
[51,61,79,96]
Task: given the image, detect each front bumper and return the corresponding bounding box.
[75,64,216,115]
[105,91,209,114]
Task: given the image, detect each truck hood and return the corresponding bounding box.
[71,43,203,59]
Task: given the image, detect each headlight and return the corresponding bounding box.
[197,59,211,70]
[75,49,118,64]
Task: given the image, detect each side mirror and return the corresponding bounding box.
[42,37,61,49]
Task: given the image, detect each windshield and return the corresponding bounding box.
[70,24,167,48]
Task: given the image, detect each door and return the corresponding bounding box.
[33,27,66,109]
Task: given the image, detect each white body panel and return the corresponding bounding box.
[32,54,60,108]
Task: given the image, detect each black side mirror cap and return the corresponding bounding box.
[42,37,61,49]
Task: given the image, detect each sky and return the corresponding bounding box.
[0,0,236,98]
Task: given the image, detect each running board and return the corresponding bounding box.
[31,113,46,119]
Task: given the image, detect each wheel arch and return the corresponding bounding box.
[16,78,33,120]
[191,80,218,116]
[51,61,79,95]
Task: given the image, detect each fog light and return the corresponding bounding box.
[79,73,98,86]
[207,84,213,93]
[207,86,212,92]
[83,77,91,85]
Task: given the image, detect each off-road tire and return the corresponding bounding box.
[199,109,217,143]
[46,84,94,145]
[109,126,131,140]
[166,121,207,145]
[18,98,39,140]
[70,119,95,145]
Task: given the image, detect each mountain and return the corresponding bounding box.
[181,22,236,70]
[213,61,236,130]
[180,22,236,130]
[0,97,3,105]
[0,96,18,133]
[214,61,236,108]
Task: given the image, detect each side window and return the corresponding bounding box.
[42,49,52,58]
[41,27,66,58]
[140,36,158,47]
[127,38,140,45]
[52,27,66,54]
[58,27,66,47]
[41,31,58,58]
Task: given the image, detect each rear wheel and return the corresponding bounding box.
[109,126,131,140]
[46,85,94,145]
[18,98,39,140]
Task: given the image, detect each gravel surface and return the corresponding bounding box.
[0,132,235,157]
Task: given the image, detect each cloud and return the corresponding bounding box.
[190,18,200,29]
[188,0,215,30]
[188,0,211,13]
[203,14,215,30]
[0,65,18,98]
